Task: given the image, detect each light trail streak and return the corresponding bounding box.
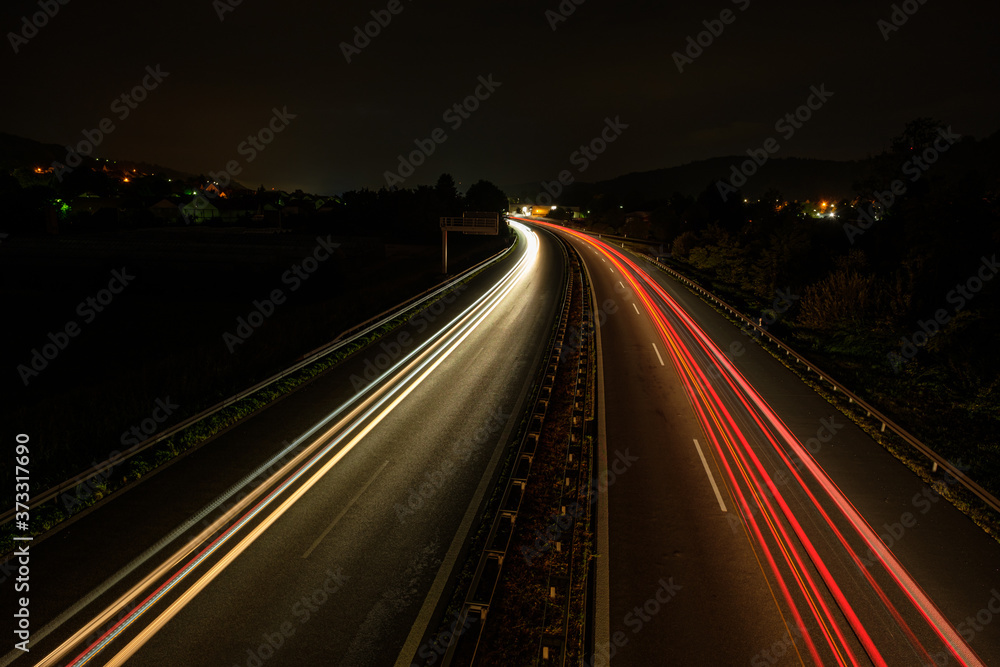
[41,224,540,667]
[524,219,984,667]
[27,226,540,667]
[616,247,981,666]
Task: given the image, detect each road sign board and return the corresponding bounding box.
[440,211,499,235]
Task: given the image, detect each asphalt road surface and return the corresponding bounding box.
[532,219,1000,667]
[2,221,566,667]
[7,217,1000,667]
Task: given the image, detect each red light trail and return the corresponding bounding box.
[526,219,984,667]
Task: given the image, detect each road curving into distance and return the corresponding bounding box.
[8,215,999,667]
[526,218,1000,667]
[3,221,570,667]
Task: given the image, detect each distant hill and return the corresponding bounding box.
[506,155,871,205]
[591,155,869,201]
[0,131,197,183]
[507,128,1000,205]
[0,133,69,172]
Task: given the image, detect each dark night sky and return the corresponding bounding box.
[2,0,998,195]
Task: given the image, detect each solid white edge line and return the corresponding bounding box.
[104,233,538,667]
[583,251,611,659]
[693,439,728,512]
[12,226,535,667]
[392,227,540,666]
[391,377,527,667]
[651,342,664,366]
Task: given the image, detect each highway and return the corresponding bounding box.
[3,221,565,667]
[7,215,1000,667]
[529,219,1000,666]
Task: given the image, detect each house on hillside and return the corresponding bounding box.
[149,198,180,223]
[182,195,251,224]
[179,195,220,224]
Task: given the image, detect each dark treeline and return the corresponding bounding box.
[562,120,1000,379]
[566,119,1000,486]
[336,174,511,242]
[2,152,511,244]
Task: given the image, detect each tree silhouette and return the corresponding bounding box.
[889,117,946,155]
[435,173,460,215]
[463,179,508,216]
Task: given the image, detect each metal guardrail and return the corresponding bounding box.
[441,236,577,665]
[0,240,516,528]
[536,245,594,665]
[636,252,1000,517]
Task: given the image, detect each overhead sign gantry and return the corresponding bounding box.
[439,211,500,273]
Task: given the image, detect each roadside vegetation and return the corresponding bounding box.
[581,120,1000,521]
[0,234,516,556]
[1,172,512,544]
